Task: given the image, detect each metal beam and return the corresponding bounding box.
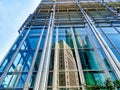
[0,14,38,86]
[71,27,85,90]
[34,1,56,90]
[39,1,56,90]
[53,27,58,90]
[75,0,120,79]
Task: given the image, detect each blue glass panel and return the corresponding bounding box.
[89,35,101,48]
[98,48,111,70]
[107,34,120,48]
[30,72,37,87]
[9,50,35,72]
[28,29,42,35]
[1,74,12,88]
[52,35,56,43]
[17,73,27,88]
[58,35,73,48]
[39,35,46,49]
[77,35,101,70]
[84,72,106,85]
[73,27,87,35]
[101,27,118,34]
[97,28,103,34]
[33,50,42,71]
[1,72,28,88]
[21,30,28,36]
[111,49,120,62]
[21,36,39,50]
[58,27,71,35]
[116,27,120,32]
[109,71,117,80]
[102,35,113,48]
[43,29,47,34]
[0,50,15,72]
[53,27,56,34]
[12,36,23,50]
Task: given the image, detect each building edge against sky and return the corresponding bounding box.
[0,0,120,90]
[0,0,40,61]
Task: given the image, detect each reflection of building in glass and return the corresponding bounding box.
[7,64,23,88]
[74,29,105,85]
[58,40,79,87]
[0,0,120,89]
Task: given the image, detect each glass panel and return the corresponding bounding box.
[52,35,56,48]
[78,49,101,70]
[49,50,54,71]
[1,72,27,88]
[90,35,101,48]
[12,36,23,50]
[43,29,47,34]
[28,29,42,35]
[109,71,117,80]
[84,72,106,85]
[58,48,78,70]
[21,29,28,36]
[33,50,42,71]
[73,27,87,35]
[102,35,113,48]
[101,27,118,34]
[75,35,101,70]
[59,88,81,90]
[107,34,120,48]
[111,49,120,62]
[58,27,71,35]
[59,71,80,86]
[116,27,120,32]
[21,36,39,50]
[9,50,35,72]
[30,72,37,88]
[0,50,15,72]
[53,27,56,34]
[39,35,46,49]
[58,35,73,48]
[47,72,53,86]
[98,48,112,70]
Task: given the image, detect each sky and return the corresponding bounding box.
[0,0,41,62]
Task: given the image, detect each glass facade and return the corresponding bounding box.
[0,0,120,90]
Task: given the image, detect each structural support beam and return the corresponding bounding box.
[85,25,111,78]
[75,0,120,79]
[34,1,56,90]
[23,23,46,90]
[71,27,85,90]
[0,13,39,86]
[53,27,59,90]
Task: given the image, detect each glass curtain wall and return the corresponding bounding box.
[0,0,120,90]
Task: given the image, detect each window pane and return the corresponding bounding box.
[21,36,39,50]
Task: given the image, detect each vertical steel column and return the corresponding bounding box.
[39,1,56,89]
[23,23,47,90]
[85,25,111,78]
[71,27,85,90]
[34,1,56,90]
[0,14,39,86]
[76,1,120,79]
[53,27,58,90]
[0,14,32,68]
[34,12,53,90]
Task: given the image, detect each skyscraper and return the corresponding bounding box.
[0,0,120,90]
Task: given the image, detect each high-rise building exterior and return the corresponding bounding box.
[0,0,120,90]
